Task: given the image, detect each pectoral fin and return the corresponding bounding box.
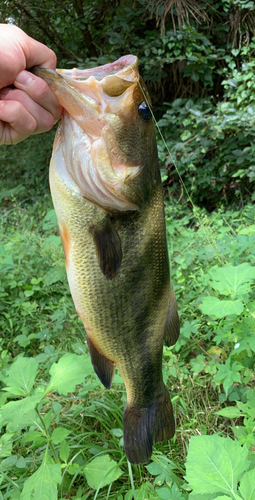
[87,336,115,389]
[164,287,180,347]
[90,218,123,279]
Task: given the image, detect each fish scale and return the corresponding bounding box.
[32,55,180,464]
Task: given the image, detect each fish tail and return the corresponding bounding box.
[123,385,175,464]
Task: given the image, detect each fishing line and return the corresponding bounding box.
[127,64,226,267]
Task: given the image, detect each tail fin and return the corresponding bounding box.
[123,386,175,464]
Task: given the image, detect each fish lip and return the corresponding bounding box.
[30,66,58,77]
[31,66,99,110]
[56,55,138,81]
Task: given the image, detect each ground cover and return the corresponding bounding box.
[0,134,254,499]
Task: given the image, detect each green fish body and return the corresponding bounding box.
[33,56,180,464]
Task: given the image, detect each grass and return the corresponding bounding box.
[0,133,254,499]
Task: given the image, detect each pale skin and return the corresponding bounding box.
[0,24,63,145]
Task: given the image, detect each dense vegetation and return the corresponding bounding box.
[0,1,255,498]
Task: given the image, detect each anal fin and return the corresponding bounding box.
[164,287,180,347]
[90,217,122,279]
[87,336,115,389]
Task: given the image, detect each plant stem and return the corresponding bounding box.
[128,460,135,499]
[35,406,60,464]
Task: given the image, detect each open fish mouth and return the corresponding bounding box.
[32,56,154,212]
[56,54,138,81]
[32,55,139,117]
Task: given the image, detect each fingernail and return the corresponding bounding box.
[15,70,33,86]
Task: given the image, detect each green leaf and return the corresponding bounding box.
[44,268,64,286]
[157,483,186,500]
[42,209,58,230]
[16,457,26,469]
[156,487,172,500]
[239,225,255,235]
[214,359,242,393]
[145,456,175,485]
[20,430,44,444]
[190,355,206,374]
[111,428,123,437]
[125,482,157,500]
[239,468,255,500]
[189,495,225,500]
[199,296,243,318]
[83,455,123,489]
[185,435,250,496]
[216,407,241,418]
[45,354,93,396]
[3,357,39,396]
[51,427,70,444]
[0,395,42,432]
[2,455,18,468]
[21,460,61,500]
[208,263,255,297]
[60,440,70,463]
[43,409,53,430]
[180,130,192,141]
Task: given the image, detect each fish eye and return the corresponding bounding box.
[138,102,152,121]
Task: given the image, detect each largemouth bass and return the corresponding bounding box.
[33,56,180,464]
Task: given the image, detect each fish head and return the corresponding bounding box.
[32,56,159,211]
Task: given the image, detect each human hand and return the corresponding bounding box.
[0,24,63,145]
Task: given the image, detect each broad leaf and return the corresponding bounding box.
[199,296,243,318]
[185,435,250,496]
[21,461,61,500]
[239,468,255,500]
[59,440,70,463]
[83,454,123,489]
[0,433,14,458]
[214,359,242,393]
[145,455,176,485]
[0,395,42,432]
[51,427,70,444]
[216,407,242,418]
[157,484,186,500]
[125,482,159,500]
[45,354,93,396]
[208,263,255,297]
[189,495,227,500]
[3,357,39,396]
[16,457,26,469]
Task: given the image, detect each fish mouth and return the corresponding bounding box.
[32,56,144,212]
[56,55,138,82]
[32,55,138,113]
[31,55,139,136]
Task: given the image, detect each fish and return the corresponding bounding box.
[32,55,180,465]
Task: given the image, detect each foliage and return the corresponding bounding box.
[186,435,252,500]
[158,50,255,208]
